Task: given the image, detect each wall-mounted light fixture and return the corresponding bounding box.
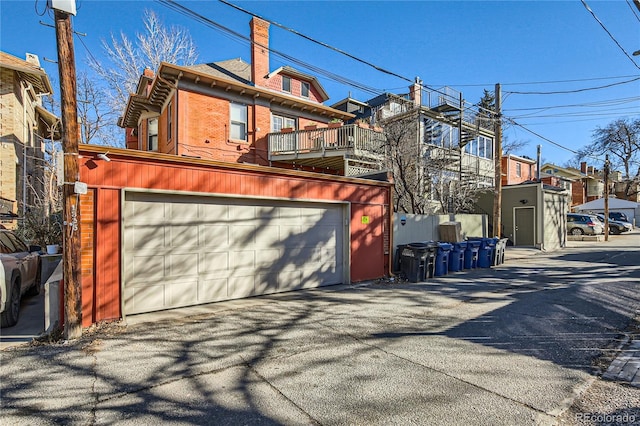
[519,199,529,205]
[96,152,110,162]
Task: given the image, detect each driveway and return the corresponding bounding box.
[1,233,639,425]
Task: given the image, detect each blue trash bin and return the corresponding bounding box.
[435,242,453,276]
[448,241,467,272]
[464,240,481,269]
[477,238,498,268]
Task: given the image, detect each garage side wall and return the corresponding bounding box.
[79,148,391,324]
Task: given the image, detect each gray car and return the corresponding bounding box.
[0,230,41,328]
[595,214,632,235]
[567,213,604,236]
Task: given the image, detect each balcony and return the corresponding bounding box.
[268,124,386,176]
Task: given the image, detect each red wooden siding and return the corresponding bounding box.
[79,146,392,325]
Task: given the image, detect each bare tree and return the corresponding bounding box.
[587,118,640,179]
[77,71,122,146]
[502,136,529,156]
[89,9,198,114]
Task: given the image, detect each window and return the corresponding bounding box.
[516,162,522,177]
[167,100,173,141]
[271,114,296,132]
[230,103,247,141]
[301,82,310,98]
[147,118,158,151]
[282,76,291,92]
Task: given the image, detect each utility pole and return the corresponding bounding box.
[493,83,502,238]
[54,4,82,339]
[604,154,610,242]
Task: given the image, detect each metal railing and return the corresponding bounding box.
[268,124,386,159]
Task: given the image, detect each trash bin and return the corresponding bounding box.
[394,244,408,273]
[493,238,508,265]
[435,242,453,276]
[401,241,437,282]
[476,238,498,268]
[448,241,467,272]
[464,240,481,269]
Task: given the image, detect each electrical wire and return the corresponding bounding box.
[580,0,640,71]
[433,74,640,88]
[504,96,640,112]
[506,76,640,95]
[626,0,640,23]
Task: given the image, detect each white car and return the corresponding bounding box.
[0,230,42,328]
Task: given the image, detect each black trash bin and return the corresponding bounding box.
[401,242,437,282]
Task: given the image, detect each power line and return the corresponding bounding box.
[504,96,640,112]
[580,0,640,71]
[506,76,640,95]
[626,0,640,23]
[433,74,640,88]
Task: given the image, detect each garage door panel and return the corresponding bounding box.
[199,203,228,219]
[125,283,167,314]
[198,278,228,301]
[124,193,345,316]
[200,225,229,247]
[230,225,256,247]
[169,253,198,276]
[229,205,255,220]
[228,275,255,298]
[168,279,198,307]
[199,252,229,274]
[255,272,279,294]
[131,254,165,279]
[170,225,199,248]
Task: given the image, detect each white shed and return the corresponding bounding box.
[573,197,639,227]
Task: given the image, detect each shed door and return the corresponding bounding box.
[123,192,345,316]
[514,207,535,246]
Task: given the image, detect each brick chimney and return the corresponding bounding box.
[409,77,422,107]
[580,161,587,174]
[250,17,270,86]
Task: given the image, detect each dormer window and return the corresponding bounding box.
[282,76,291,93]
[301,82,310,98]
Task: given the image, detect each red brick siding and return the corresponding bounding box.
[502,157,537,185]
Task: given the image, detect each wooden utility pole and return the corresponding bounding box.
[493,83,502,238]
[54,8,82,339]
[604,154,610,242]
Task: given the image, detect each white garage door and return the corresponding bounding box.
[123,191,346,315]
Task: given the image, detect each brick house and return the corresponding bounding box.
[501,154,537,186]
[0,51,60,227]
[540,162,603,207]
[119,17,385,176]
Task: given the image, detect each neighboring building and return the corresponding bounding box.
[333,81,496,212]
[501,154,537,186]
[120,17,385,177]
[540,162,603,207]
[0,51,60,228]
[573,197,639,228]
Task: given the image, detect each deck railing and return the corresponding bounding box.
[268,124,386,159]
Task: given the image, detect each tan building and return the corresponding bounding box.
[0,51,59,228]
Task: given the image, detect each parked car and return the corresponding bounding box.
[594,214,632,235]
[567,213,604,236]
[609,211,630,223]
[0,230,42,328]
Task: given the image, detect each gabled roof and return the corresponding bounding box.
[119,62,353,128]
[540,163,589,180]
[267,66,329,102]
[0,51,53,94]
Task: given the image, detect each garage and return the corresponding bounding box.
[123,191,347,315]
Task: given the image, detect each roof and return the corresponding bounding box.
[540,163,588,180]
[185,58,251,85]
[503,154,537,164]
[574,197,639,211]
[120,61,353,128]
[0,51,53,94]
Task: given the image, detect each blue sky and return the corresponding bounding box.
[1,0,639,168]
